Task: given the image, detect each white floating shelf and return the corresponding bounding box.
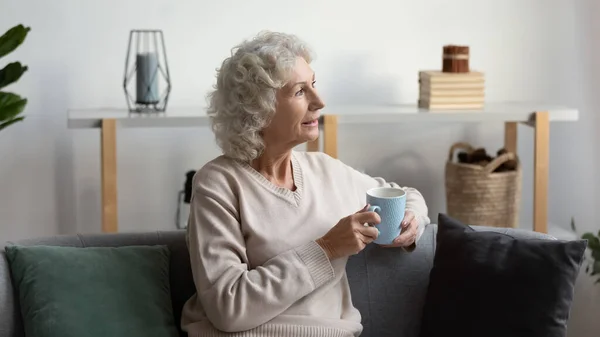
[68,107,211,129]
[68,102,579,129]
[327,102,578,124]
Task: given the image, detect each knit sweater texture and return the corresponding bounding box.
[181,151,430,337]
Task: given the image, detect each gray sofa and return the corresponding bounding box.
[0,224,554,337]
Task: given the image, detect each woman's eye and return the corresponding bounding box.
[295,88,304,96]
[312,80,316,87]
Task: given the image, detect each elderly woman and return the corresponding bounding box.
[181,31,430,337]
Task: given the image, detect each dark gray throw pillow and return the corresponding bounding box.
[419,213,587,337]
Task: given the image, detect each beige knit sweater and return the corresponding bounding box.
[181,151,430,337]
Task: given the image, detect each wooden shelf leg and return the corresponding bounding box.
[504,122,518,228]
[504,122,518,154]
[533,111,549,233]
[323,115,338,159]
[101,119,118,233]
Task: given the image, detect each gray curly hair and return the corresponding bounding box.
[207,31,314,162]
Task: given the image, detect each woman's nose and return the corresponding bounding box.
[310,92,325,111]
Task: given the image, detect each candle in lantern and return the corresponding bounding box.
[136,52,160,104]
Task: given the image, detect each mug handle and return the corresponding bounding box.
[368,205,381,213]
[365,205,381,234]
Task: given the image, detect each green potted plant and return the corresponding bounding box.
[571,217,600,284]
[0,24,30,131]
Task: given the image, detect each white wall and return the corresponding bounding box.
[558,0,600,335]
[1,0,598,335]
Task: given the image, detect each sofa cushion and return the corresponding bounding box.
[4,244,179,337]
[419,213,587,337]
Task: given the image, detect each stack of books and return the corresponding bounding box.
[418,71,485,110]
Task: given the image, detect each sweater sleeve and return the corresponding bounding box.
[186,181,335,333]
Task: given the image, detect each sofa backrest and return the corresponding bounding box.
[348,222,436,337]
[0,224,556,337]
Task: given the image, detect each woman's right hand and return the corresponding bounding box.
[316,205,381,260]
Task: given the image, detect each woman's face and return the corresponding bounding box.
[261,56,325,152]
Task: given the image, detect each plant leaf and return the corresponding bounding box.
[0,25,31,59]
[582,233,600,249]
[593,261,600,276]
[582,233,596,240]
[0,92,27,121]
[592,249,600,262]
[0,116,24,131]
[0,62,27,89]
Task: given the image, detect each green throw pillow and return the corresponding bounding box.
[5,244,180,337]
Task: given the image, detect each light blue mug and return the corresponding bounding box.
[366,187,407,245]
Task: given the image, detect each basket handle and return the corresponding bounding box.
[484,152,518,174]
[447,142,473,161]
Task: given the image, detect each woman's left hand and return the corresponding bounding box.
[381,210,418,248]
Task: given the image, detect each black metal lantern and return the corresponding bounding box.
[123,29,171,113]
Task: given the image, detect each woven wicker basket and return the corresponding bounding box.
[445,142,522,228]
